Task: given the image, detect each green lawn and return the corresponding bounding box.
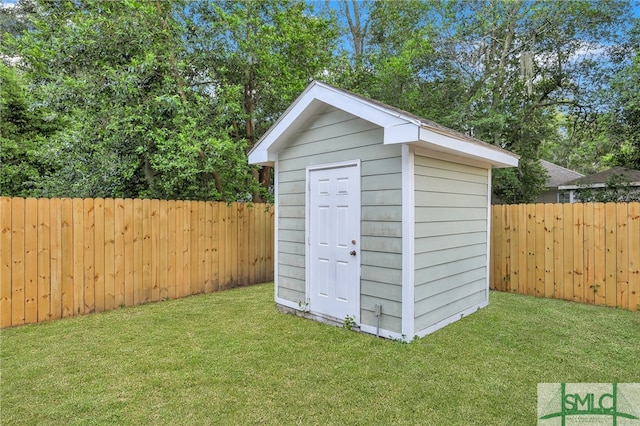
[1,283,638,425]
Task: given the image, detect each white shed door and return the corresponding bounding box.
[308,163,360,321]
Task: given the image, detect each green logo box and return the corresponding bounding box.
[538,383,640,425]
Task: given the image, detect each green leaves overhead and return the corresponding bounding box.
[1,0,637,202]
[331,0,633,203]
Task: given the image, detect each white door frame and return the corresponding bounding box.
[305,160,361,322]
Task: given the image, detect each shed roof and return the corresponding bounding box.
[248,81,519,168]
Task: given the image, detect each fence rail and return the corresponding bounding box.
[490,202,640,311]
[0,197,274,328]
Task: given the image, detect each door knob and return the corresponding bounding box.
[350,250,356,256]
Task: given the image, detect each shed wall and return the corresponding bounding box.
[277,107,403,332]
[413,155,489,331]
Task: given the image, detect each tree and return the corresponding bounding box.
[184,0,338,201]
[6,0,258,200]
[341,0,631,203]
[607,17,640,170]
[0,61,61,196]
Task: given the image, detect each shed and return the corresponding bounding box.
[248,81,519,340]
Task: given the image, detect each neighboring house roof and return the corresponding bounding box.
[540,160,584,188]
[559,166,640,189]
[248,80,519,168]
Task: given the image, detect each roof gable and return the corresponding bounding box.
[248,81,519,168]
[540,160,584,187]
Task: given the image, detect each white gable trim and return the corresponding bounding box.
[248,81,519,169]
[249,81,418,165]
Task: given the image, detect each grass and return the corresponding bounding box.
[1,283,639,425]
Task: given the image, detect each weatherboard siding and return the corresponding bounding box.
[276,107,403,332]
[413,155,489,331]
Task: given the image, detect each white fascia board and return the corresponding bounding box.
[415,127,519,168]
[248,149,272,166]
[384,122,420,144]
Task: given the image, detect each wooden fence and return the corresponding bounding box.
[0,197,274,328]
[490,202,640,311]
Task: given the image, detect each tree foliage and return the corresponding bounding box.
[183,0,337,201]
[1,0,637,203]
[0,61,61,196]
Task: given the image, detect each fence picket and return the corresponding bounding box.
[204,202,213,294]
[628,203,640,311]
[257,204,266,284]
[49,198,61,320]
[158,199,168,301]
[572,203,584,303]
[553,203,564,299]
[60,198,74,318]
[94,199,105,312]
[104,198,115,311]
[211,203,224,291]
[151,199,160,302]
[11,198,25,325]
[24,198,38,324]
[114,199,125,308]
[83,198,95,313]
[73,199,85,316]
[0,198,11,327]
[544,204,554,298]
[174,201,184,298]
[142,199,151,303]
[37,198,50,322]
[593,203,606,306]
[182,201,191,296]
[583,203,595,305]
[166,200,176,300]
[123,199,134,307]
[535,204,545,297]
[248,205,256,286]
[616,203,629,309]
[197,201,206,294]
[491,205,502,291]
[605,203,617,308]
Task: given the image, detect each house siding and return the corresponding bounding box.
[413,155,489,331]
[277,107,403,332]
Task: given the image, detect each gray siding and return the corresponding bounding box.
[413,155,489,331]
[536,188,559,204]
[277,107,403,332]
